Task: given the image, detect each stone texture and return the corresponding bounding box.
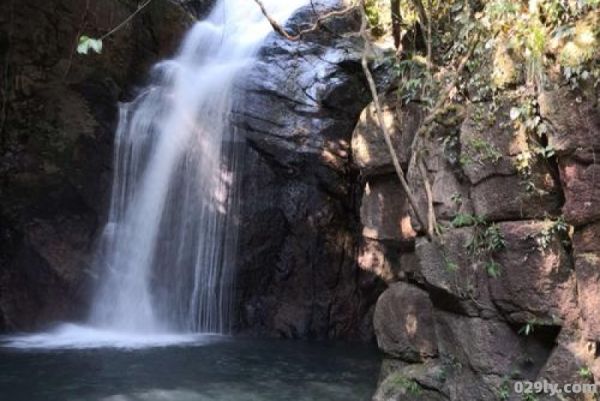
[414,229,496,317]
[357,238,402,283]
[470,170,562,221]
[575,253,600,341]
[558,155,600,226]
[490,221,578,325]
[0,0,194,331]
[536,341,593,401]
[574,221,600,253]
[538,87,600,153]
[407,134,473,230]
[374,282,438,361]
[351,95,423,175]
[460,101,526,185]
[360,175,415,242]
[434,311,551,378]
[233,3,392,340]
[460,100,562,221]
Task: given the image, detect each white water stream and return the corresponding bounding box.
[4,0,310,349]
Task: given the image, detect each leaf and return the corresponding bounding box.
[509,107,521,120]
[89,38,103,54]
[77,36,103,55]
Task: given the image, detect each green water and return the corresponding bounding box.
[0,336,380,401]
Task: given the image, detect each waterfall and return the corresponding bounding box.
[87,0,310,334]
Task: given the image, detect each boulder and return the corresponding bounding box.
[459,101,526,185]
[414,229,496,317]
[233,3,392,340]
[407,135,473,229]
[360,175,415,242]
[536,342,593,401]
[489,221,578,325]
[373,360,449,401]
[459,100,562,221]
[351,96,423,175]
[574,221,600,253]
[374,282,438,362]
[575,253,600,341]
[434,311,551,378]
[558,155,600,226]
[538,87,600,153]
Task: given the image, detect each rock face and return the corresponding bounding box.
[233,2,392,340]
[0,0,198,331]
[374,282,437,361]
[0,0,388,340]
[361,80,600,399]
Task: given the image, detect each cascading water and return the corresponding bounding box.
[0,0,311,350]
[86,0,310,335]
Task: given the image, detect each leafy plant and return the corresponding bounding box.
[498,380,511,400]
[451,213,483,228]
[388,374,422,395]
[77,36,103,55]
[579,366,593,379]
[485,259,502,278]
[466,138,503,165]
[522,393,539,401]
[519,319,538,336]
[536,217,569,249]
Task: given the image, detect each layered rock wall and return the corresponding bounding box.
[362,83,600,399]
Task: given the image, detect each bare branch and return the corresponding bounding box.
[358,0,432,241]
[252,0,356,41]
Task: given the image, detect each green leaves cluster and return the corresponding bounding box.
[450,213,506,278]
[77,36,103,55]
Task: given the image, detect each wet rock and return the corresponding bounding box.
[234,3,393,340]
[0,0,192,331]
[373,282,438,362]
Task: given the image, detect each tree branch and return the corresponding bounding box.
[358,0,432,241]
[252,0,356,41]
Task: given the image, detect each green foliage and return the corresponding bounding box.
[449,213,505,278]
[485,259,502,278]
[467,223,505,256]
[519,319,538,336]
[536,217,569,249]
[394,57,429,105]
[388,374,422,395]
[579,366,593,379]
[522,393,539,401]
[498,380,511,400]
[466,137,503,165]
[365,0,388,37]
[450,213,483,228]
[77,36,103,55]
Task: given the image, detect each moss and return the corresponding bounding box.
[492,42,522,88]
